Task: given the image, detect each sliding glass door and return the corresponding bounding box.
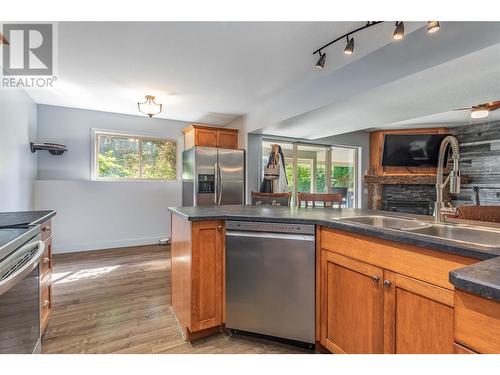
[295,144,330,194]
[331,146,358,208]
[261,140,360,207]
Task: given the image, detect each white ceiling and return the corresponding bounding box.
[251,22,500,138]
[11,21,500,136]
[21,21,423,125]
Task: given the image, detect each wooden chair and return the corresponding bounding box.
[297,192,343,208]
[251,192,291,207]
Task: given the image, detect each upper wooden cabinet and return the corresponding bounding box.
[183,125,238,150]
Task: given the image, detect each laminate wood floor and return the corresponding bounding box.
[42,245,308,354]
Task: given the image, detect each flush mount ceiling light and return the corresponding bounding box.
[315,51,327,69]
[0,32,9,45]
[393,21,405,40]
[470,108,490,119]
[427,21,440,33]
[137,95,162,118]
[454,101,500,120]
[344,36,354,55]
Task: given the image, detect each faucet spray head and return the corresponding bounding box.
[449,147,461,194]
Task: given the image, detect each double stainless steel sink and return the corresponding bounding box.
[335,215,500,250]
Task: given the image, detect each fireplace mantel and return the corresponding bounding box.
[365,174,470,209]
[364,174,438,185]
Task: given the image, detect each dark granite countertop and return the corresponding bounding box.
[169,205,500,301]
[0,210,56,227]
[450,257,500,301]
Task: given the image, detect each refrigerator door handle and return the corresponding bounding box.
[217,162,223,205]
[214,162,218,205]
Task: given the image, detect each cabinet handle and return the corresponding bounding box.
[43,300,50,308]
[42,226,51,232]
[383,280,392,288]
[371,275,380,283]
[218,225,222,231]
[43,257,50,264]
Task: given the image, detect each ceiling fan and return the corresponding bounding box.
[454,100,500,119]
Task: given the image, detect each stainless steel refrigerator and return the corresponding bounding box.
[182,147,245,206]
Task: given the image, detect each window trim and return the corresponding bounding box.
[91,129,178,181]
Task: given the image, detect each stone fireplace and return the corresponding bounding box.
[381,184,435,215]
[365,128,469,214]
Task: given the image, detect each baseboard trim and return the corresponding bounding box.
[52,235,170,254]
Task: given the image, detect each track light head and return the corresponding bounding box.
[393,21,405,40]
[344,36,354,55]
[427,21,440,33]
[315,51,326,69]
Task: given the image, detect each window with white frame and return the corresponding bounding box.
[93,131,177,180]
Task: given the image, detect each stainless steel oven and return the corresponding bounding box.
[0,227,44,354]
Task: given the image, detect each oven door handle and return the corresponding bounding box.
[0,240,45,297]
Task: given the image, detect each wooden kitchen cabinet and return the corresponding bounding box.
[319,227,477,354]
[171,215,224,341]
[383,271,455,353]
[183,125,238,149]
[40,219,53,335]
[454,290,500,354]
[320,250,384,353]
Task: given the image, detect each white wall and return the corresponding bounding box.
[0,90,38,211]
[317,131,370,209]
[35,105,189,253]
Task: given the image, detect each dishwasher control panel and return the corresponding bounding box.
[225,221,315,235]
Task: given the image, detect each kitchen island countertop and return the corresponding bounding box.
[169,205,500,301]
[0,210,56,227]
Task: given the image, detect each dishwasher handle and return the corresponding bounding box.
[225,230,315,242]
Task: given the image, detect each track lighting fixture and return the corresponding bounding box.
[313,21,440,68]
[393,21,405,40]
[344,36,354,55]
[315,51,326,69]
[427,21,440,33]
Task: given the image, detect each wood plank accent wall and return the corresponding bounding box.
[451,120,500,206]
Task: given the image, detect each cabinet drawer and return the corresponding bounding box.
[320,228,477,290]
[455,290,500,354]
[40,237,52,281]
[40,219,52,241]
[40,281,52,334]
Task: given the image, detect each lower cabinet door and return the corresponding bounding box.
[383,271,455,354]
[320,250,384,354]
[190,221,224,333]
[40,280,52,335]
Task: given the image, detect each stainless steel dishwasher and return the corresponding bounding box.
[225,220,315,346]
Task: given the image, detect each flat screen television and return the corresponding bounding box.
[381,134,448,167]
